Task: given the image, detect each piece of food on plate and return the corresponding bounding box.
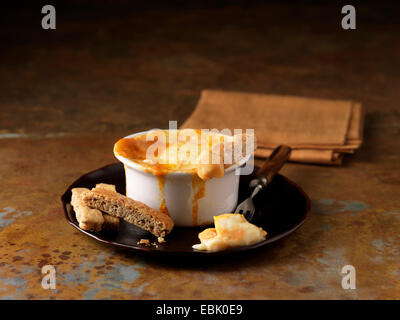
[71,184,120,232]
[192,213,267,252]
[71,188,104,232]
[82,187,174,238]
[137,239,150,245]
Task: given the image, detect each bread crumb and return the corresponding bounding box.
[137,239,150,245]
[157,237,165,243]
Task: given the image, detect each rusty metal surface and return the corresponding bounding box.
[0,2,399,299]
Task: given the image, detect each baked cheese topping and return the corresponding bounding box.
[114,129,254,180]
[192,213,267,252]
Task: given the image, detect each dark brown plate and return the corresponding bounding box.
[61,163,310,256]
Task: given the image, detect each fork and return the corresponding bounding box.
[234,145,292,221]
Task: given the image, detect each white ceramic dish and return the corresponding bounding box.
[114,130,251,227]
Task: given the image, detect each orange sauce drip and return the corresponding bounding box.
[191,175,206,225]
[157,175,169,216]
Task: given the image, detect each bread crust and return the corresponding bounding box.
[71,188,104,232]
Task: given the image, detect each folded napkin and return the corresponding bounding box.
[181,90,364,165]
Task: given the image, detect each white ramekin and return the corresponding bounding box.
[114,130,251,227]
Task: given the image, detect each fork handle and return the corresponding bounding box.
[256,145,292,184]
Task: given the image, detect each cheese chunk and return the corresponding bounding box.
[192,214,267,252]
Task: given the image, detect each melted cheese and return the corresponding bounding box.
[192,214,267,252]
[114,129,253,180]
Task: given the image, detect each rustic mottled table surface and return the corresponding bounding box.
[1,2,399,299]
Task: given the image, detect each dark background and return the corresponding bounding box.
[1,1,399,139]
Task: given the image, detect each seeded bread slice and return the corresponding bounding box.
[93,184,120,230]
[82,189,174,238]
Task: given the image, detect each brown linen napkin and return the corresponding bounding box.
[181,90,364,165]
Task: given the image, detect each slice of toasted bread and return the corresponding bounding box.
[82,188,174,238]
[92,183,120,230]
[71,185,120,232]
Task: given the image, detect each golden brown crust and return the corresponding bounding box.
[94,183,116,192]
[82,188,174,237]
[71,188,104,232]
